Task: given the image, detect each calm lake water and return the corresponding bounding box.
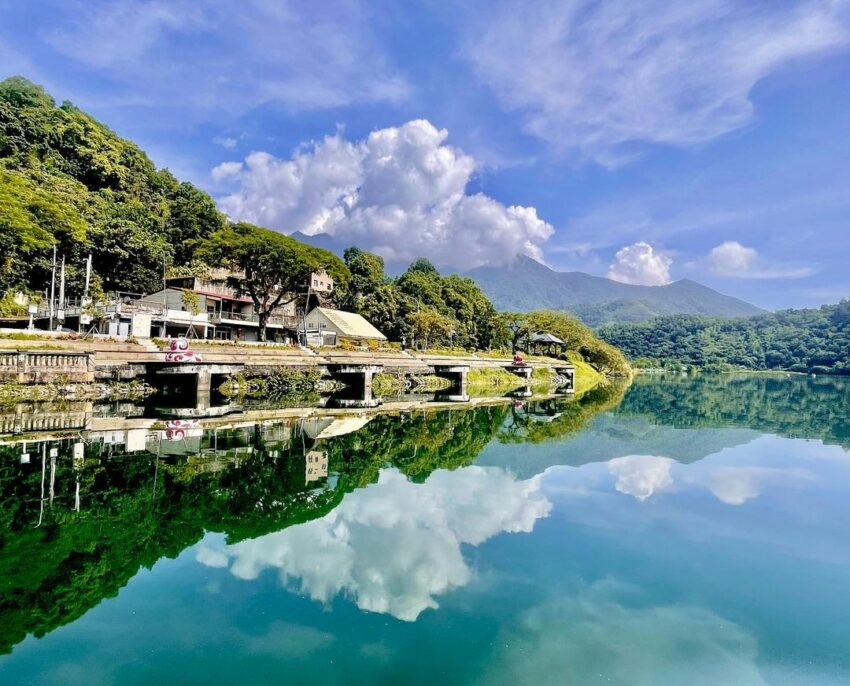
[1,374,850,685]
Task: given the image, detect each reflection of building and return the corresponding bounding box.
[305,450,329,483]
[304,307,387,347]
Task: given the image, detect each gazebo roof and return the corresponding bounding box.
[529,332,566,345]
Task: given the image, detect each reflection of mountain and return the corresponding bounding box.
[0,403,516,654]
[0,387,623,654]
[481,581,765,686]
[479,414,760,479]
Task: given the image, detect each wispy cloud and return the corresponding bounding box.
[463,0,850,164]
[37,0,411,116]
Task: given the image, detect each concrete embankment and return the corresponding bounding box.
[0,336,591,395]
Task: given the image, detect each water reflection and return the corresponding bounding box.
[480,581,766,686]
[198,466,550,621]
[2,375,850,684]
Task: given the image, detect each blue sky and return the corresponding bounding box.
[2,0,849,309]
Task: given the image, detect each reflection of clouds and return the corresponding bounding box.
[707,467,764,505]
[242,621,334,658]
[702,466,814,506]
[479,581,767,686]
[196,466,550,621]
[606,455,812,507]
[608,455,675,501]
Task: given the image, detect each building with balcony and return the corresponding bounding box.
[136,275,299,341]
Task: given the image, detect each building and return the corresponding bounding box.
[305,450,329,483]
[527,332,567,357]
[303,307,387,346]
[309,270,334,294]
[131,273,299,342]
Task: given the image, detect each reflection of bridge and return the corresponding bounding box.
[0,403,93,434]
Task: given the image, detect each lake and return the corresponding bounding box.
[1,374,849,685]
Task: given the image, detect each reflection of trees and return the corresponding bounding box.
[618,374,850,448]
[0,404,516,654]
[499,383,629,444]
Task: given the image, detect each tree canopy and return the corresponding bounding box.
[599,302,850,375]
[0,76,226,296]
[197,223,348,340]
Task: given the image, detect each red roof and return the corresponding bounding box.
[192,288,254,304]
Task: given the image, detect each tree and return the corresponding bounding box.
[408,307,456,350]
[198,223,348,341]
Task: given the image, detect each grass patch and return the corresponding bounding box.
[468,367,526,391]
[568,352,606,395]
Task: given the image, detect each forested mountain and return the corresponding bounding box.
[466,255,765,325]
[598,301,850,374]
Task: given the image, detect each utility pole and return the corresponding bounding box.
[84,253,92,300]
[58,255,66,328]
[48,245,57,331]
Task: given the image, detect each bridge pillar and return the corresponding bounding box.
[433,365,470,396]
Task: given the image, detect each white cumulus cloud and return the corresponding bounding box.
[709,241,758,274]
[197,466,551,621]
[709,241,813,279]
[464,0,850,163]
[607,242,672,286]
[215,120,554,269]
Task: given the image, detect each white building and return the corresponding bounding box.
[304,307,387,346]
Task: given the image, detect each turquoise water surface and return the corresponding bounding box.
[1,374,849,684]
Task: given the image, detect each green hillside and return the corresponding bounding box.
[466,255,765,326]
[598,301,850,374]
[0,76,233,297]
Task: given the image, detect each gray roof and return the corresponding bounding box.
[530,332,566,344]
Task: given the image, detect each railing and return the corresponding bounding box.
[0,351,94,382]
[211,312,299,328]
[0,410,90,434]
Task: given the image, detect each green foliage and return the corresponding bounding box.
[395,262,499,349]
[618,373,850,448]
[599,302,850,375]
[408,306,456,349]
[198,222,349,340]
[503,310,631,375]
[0,76,227,295]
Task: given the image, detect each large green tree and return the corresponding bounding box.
[198,223,348,341]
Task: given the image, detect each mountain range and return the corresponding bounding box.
[466,255,765,326]
[292,232,765,326]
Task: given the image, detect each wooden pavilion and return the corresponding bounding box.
[527,332,567,357]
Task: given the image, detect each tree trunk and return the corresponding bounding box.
[258,311,268,342]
